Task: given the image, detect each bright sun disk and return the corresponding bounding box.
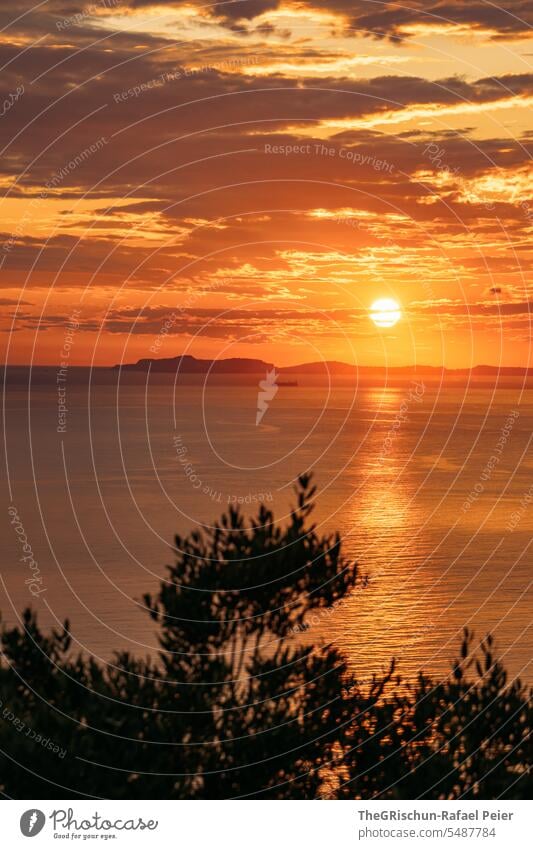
[370,298,402,328]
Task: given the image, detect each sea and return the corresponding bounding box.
[2,367,532,686]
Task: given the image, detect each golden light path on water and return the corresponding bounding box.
[2,375,532,689]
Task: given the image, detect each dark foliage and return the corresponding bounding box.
[0,477,530,798]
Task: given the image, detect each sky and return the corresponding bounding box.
[0,0,531,367]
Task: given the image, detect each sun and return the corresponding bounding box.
[370,298,402,328]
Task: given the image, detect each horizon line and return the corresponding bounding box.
[1,359,531,372]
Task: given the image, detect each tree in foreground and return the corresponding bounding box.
[0,476,530,798]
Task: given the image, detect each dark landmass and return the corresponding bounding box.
[114,354,274,374]
[112,354,532,379]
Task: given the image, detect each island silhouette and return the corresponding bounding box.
[112,354,532,380]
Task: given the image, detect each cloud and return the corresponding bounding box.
[0,0,531,365]
[0,297,33,305]
[121,0,533,39]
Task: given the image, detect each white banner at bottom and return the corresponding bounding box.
[2,800,530,848]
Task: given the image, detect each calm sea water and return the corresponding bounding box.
[2,368,532,685]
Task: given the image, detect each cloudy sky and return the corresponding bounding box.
[0,0,531,366]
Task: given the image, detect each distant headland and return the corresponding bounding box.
[112,354,532,378]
